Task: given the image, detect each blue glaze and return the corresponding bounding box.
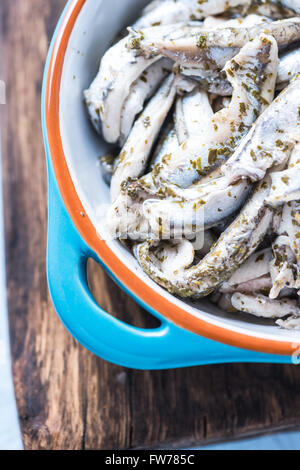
[41,0,292,369]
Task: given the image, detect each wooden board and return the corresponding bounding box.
[2,0,300,450]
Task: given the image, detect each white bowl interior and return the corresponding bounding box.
[59,0,300,343]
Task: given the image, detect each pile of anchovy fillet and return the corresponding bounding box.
[84,0,300,330]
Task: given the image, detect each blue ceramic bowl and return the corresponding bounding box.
[42,0,298,369]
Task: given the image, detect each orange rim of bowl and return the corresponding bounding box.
[45,0,296,357]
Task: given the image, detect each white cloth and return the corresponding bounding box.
[0,141,22,450]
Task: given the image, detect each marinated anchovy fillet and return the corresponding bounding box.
[143,239,195,279]
[231,292,300,317]
[266,143,300,205]
[135,177,273,297]
[277,46,300,86]
[197,230,217,256]
[111,74,194,201]
[120,59,172,145]
[246,0,300,18]
[134,0,251,29]
[225,247,272,285]
[276,0,300,15]
[108,86,213,237]
[109,35,277,239]
[84,37,160,143]
[142,176,251,238]
[182,45,300,95]
[223,75,300,183]
[276,316,300,329]
[183,71,233,95]
[270,201,300,296]
[84,22,190,143]
[128,18,300,69]
[220,274,272,293]
[150,125,179,169]
[174,87,213,143]
[284,201,300,287]
[133,34,278,193]
[269,234,296,299]
[110,157,248,243]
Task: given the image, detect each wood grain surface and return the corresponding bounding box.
[2,0,300,450]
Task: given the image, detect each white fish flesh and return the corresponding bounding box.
[84,37,160,143]
[109,35,277,240]
[174,87,213,144]
[128,18,300,69]
[276,316,300,329]
[87,2,300,329]
[220,275,272,293]
[85,23,189,143]
[269,234,296,299]
[246,0,300,18]
[266,141,300,206]
[226,247,272,285]
[110,74,194,201]
[144,239,195,279]
[120,59,172,145]
[276,0,300,15]
[268,197,300,298]
[203,13,271,29]
[135,176,273,297]
[182,45,300,95]
[141,34,278,190]
[142,176,251,238]
[134,0,251,29]
[223,75,300,183]
[277,45,300,86]
[231,292,300,318]
[196,230,217,256]
[150,125,179,169]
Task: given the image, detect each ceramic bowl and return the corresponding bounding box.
[42,0,300,368]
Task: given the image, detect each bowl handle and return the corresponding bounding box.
[46,165,292,369]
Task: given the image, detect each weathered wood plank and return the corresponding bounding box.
[2,0,300,450]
